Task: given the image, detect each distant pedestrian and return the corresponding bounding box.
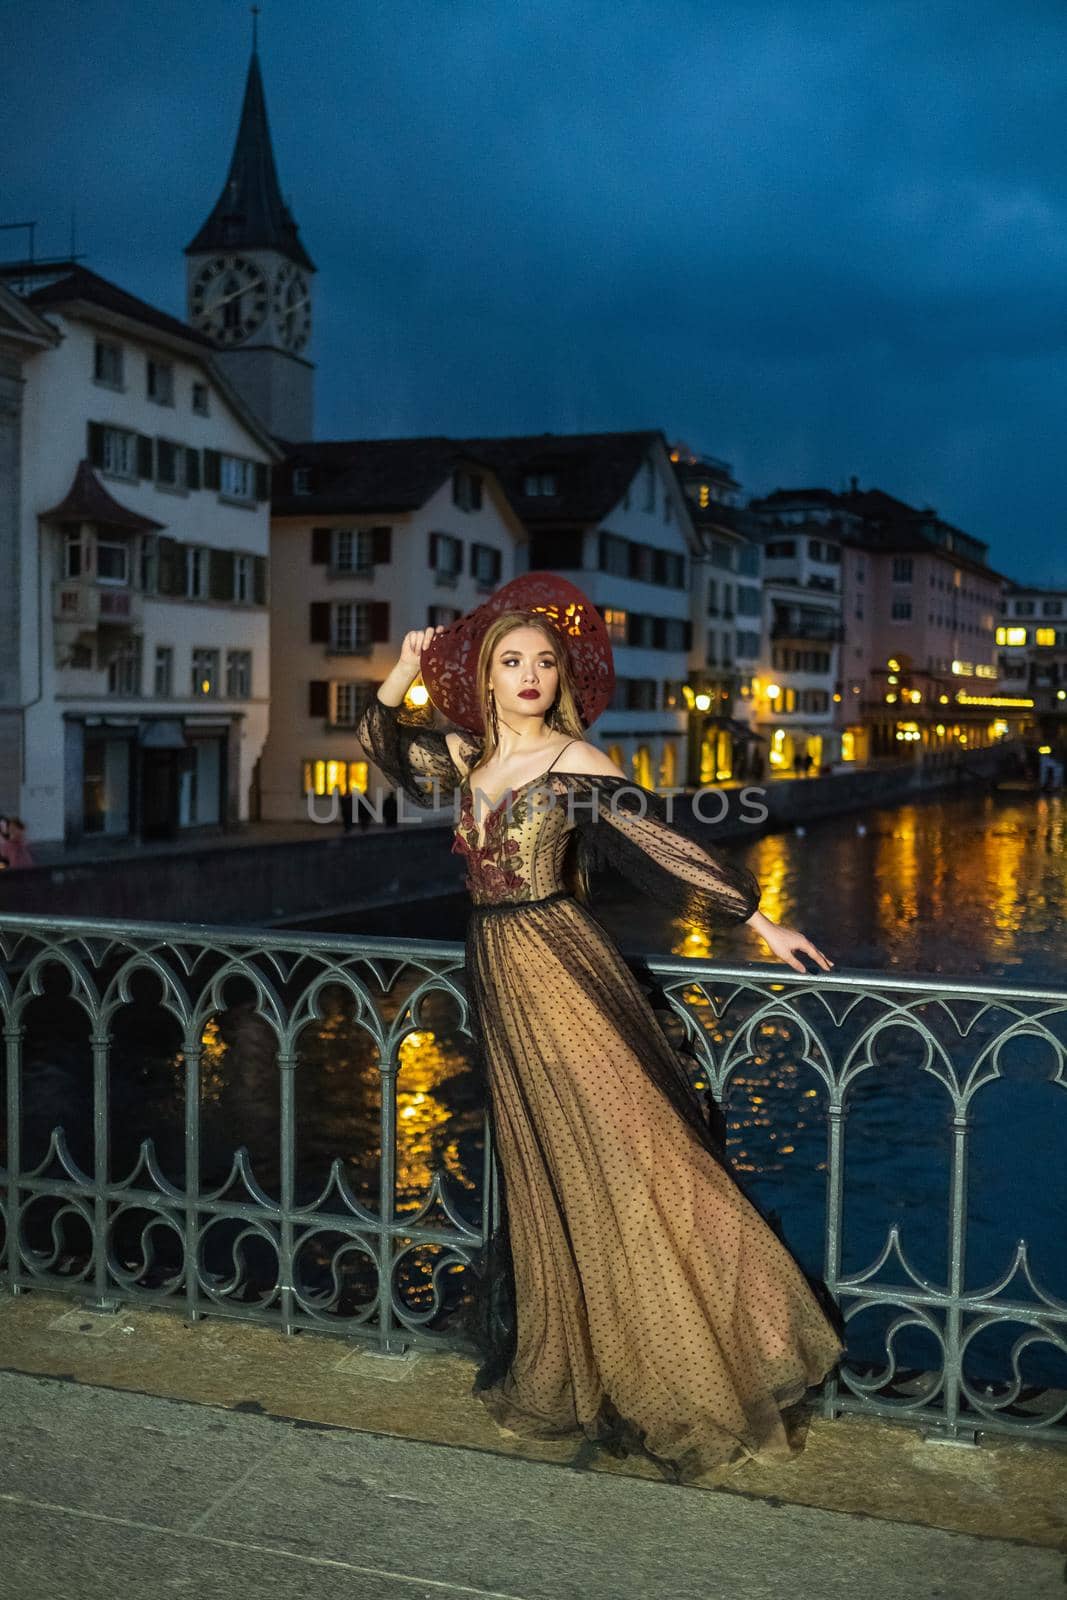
[2,816,33,869]
[750,750,765,783]
[340,790,355,834]
[381,790,398,828]
[0,816,9,868]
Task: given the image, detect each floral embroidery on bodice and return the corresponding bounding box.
[451,772,575,906]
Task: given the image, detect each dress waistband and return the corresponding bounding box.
[470,888,574,917]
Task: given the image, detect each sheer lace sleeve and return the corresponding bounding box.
[356,696,477,808]
[562,774,761,927]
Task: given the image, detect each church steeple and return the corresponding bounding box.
[185,27,315,440]
[185,40,313,271]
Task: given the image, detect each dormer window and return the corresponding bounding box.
[292,467,312,495]
[523,473,557,497]
[452,469,482,512]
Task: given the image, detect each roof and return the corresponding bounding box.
[750,487,842,508]
[26,264,215,350]
[185,49,314,272]
[40,459,164,532]
[273,429,666,522]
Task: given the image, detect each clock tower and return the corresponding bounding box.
[185,34,315,439]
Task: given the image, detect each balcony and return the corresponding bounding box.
[53,578,142,643]
[771,610,843,643]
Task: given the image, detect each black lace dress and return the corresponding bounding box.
[357,698,843,1480]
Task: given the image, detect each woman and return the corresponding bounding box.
[356,574,843,1483]
[3,817,34,870]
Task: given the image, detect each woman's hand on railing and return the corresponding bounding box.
[746,909,834,973]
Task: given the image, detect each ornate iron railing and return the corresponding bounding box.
[1,912,1064,1447]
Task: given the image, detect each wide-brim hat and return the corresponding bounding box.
[420,572,615,735]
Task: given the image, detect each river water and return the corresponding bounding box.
[7,789,1066,1398]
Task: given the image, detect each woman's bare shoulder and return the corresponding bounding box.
[555,739,627,780]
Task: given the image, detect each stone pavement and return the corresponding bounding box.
[1,1368,1064,1600]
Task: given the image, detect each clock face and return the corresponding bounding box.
[190,255,269,345]
[274,264,312,353]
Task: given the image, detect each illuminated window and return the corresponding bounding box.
[1036,627,1055,646]
[997,626,1027,646]
[302,759,369,797]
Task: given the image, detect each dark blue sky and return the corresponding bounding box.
[7,0,1067,583]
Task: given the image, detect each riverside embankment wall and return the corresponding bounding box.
[0,748,1016,925]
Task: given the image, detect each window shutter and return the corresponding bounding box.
[253,556,268,605]
[310,601,331,643]
[254,461,270,501]
[136,433,154,479]
[88,422,105,469]
[311,528,332,564]
[157,536,181,596]
[371,525,391,563]
[683,619,692,649]
[429,531,438,568]
[203,449,221,491]
[626,612,641,646]
[309,680,329,718]
[472,475,483,509]
[209,549,234,602]
[469,541,479,575]
[369,601,390,642]
[185,448,201,491]
[492,548,502,582]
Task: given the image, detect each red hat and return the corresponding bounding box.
[420,572,615,735]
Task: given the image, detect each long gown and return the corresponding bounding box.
[356,698,844,1481]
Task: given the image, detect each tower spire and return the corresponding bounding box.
[184,34,314,270]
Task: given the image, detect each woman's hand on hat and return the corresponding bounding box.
[399,626,446,674]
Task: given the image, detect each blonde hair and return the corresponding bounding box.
[474,610,591,903]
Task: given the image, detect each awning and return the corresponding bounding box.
[705,716,767,741]
[40,459,164,533]
[140,719,187,750]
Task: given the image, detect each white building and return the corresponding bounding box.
[0,267,279,845]
[748,489,846,774]
[470,430,698,791]
[262,441,527,818]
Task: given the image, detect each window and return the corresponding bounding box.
[707,579,718,614]
[147,358,175,405]
[427,605,461,626]
[154,646,173,697]
[430,532,463,579]
[642,460,655,511]
[302,759,367,797]
[891,557,914,583]
[334,601,371,652]
[226,649,252,697]
[155,438,184,489]
[331,681,376,725]
[471,543,501,587]
[1041,599,1063,616]
[996,626,1027,646]
[808,538,823,560]
[233,555,252,602]
[891,599,913,620]
[766,540,796,558]
[192,382,210,416]
[96,539,129,584]
[107,636,142,697]
[603,607,627,643]
[220,454,254,500]
[292,467,312,495]
[334,529,374,572]
[523,473,557,496]
[186,546,207,599]
[452,469,483,511]
[64,531,84,579]
[710,539,735,571]
[1035,628,1056,647]
[94,340,124,388]
[191,648,220,697]
[101,426,137,478]
[1015,600,1035,617]
[599,532,629,577]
